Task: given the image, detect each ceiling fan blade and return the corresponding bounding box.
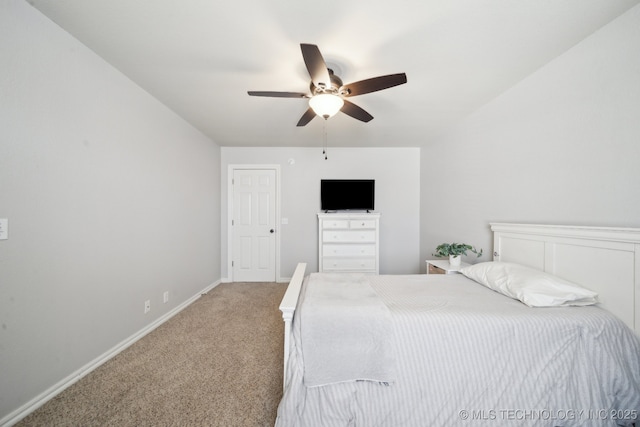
[296,107,316,127]
[341,100,373,123]
[247,91,308,98]
[300,44,331,88]
[342,73,407,97]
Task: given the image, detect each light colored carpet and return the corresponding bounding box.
[18,282,287,427]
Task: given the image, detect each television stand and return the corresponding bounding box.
[318,212,380,274]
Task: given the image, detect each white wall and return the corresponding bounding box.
[0,1,221,422]
[221,147,421,279]
[420,4,640,265]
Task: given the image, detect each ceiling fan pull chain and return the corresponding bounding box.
[323,120,328,160]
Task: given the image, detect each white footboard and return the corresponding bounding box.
[279,262,307,390]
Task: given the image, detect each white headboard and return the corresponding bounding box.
[491,223,640,333]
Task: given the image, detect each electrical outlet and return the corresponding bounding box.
[144,300,151,314]
[163,291,169,304]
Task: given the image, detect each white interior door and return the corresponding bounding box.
[232,169,276,282]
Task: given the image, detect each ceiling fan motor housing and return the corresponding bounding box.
[310,69,346,96]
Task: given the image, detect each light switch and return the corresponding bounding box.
[0,218,7,240]
[281,218,289,225]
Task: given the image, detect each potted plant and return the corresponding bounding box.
[433,243,483,266]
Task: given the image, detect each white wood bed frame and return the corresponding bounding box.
[279,223,640,387]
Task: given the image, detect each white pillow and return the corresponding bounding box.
[459,262,598,307]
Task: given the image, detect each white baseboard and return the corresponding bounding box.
[0,280,221,427]
[222,276,291,283]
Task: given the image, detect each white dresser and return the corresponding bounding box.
[318,212,380,274]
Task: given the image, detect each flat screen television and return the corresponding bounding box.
[320,179,375,211]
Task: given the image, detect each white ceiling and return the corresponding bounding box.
[28,0,639,148]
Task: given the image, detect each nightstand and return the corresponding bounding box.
[426,259,470,274]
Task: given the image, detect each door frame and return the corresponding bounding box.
[227,164,281,282]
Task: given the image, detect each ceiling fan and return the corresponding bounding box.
[248,43,407,126]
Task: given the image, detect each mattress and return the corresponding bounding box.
[275,273,640,427]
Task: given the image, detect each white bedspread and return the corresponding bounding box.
[276,274,640,427]
[299,273,396,387]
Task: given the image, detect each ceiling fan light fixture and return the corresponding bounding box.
[309,94,344,119]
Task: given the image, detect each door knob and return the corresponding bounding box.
[270,229,275,233]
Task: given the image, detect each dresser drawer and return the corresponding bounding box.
[322,258,376,271]
[323,230,376,243]
[349,219,377,229]
[322,219,350,229]
[322,244,376,257]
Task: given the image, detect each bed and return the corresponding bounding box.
[276,223,640,426]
